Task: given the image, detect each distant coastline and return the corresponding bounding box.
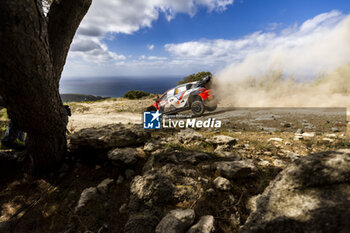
[60,76,183,98]
[60,94,109,102]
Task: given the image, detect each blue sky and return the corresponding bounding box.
[63,0,350,79]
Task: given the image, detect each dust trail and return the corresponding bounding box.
[215,64,350,108]
[214,11,350,108]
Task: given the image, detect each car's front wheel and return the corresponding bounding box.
[191,100,205,116]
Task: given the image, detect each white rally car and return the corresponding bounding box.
[147,76,217,116]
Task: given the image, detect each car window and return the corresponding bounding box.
[159,93,167,101]
[175,86,186,94]
[186,84,192,90]
[167,89,175,97]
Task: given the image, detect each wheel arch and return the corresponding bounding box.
[188,94,202,105]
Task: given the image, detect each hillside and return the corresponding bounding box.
[0,98,349,233]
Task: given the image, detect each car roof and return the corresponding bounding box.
[175,81,198,89]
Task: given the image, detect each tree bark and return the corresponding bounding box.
[0,0,91,173]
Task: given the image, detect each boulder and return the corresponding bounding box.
[214,160,257,179]
[240,150,350,233]
[177,129,203,142]
[331,127,340,132]
[268,138,283,142]
[143,142,158,152]
[206,135,237,146]
[75,187,98,212]
[187,215,215,233]
[301,132,315,139]
[130,172,175,205]
[155,209,195,233]
[182,152,211,165]
[124,211,159,233]
[108,148,139,165]
[97,178,114,194]
[213,177,231,191]
[69,124,150,150]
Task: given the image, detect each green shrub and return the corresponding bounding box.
[178,71,212,85]
[124,90,150,99]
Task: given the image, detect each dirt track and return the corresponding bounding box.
[68,98,349,133]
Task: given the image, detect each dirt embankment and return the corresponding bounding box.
[67,98,154,132]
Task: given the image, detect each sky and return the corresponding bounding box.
[62,0,350,79]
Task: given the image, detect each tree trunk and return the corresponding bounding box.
[0,0,91,173]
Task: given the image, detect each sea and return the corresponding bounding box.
[59,76,183,97]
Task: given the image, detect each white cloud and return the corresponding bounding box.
[147,44,155,50]
[68,36,125,63]
[65,0,233,69]
[165,10,350,80]
[78,0,234,36]
[64,10,350,79]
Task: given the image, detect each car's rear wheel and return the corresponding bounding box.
[191,100,205,116]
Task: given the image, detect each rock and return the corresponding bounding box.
[117,175,124,184]
[206,135,237,146]
[214,145,240,159]
[108,148,139,165]
[97,178,114,194]
[183,152,211,165]
[70,124,150,150]
[177,129,203,142]
[150,149,179,165]
[213,177,231,191]
[331,127,340,132]
[229,211,241,226]
[257,160,270,167]
[246,195,259,213]
[130,173,175,205]
[214,160,257,179]
[280,122,291,128]
[124,211,159,233]
[75,187,98,212]
[284,151,300,161]
[293,134,303,141]
[261,127,277,133]
[296,128,303,134]
[272,159,287,169]
[206,188,216,196]
[322,138,334,143]
[301,132,315,138]
[268,138,283,142]
[144,142,158,152]
[125,169,135,179]
[325,133,337,138]
[239,150,350,233]
[155,209,195,233]
[187,215,215,233]
[119,203,128,213]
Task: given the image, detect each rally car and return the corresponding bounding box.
[147,75,217,116]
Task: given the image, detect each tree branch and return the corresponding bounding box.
[47,0,92,80]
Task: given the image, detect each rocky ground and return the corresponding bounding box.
[0,98,349,233]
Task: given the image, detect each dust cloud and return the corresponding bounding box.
[214,12,350,108]
[215,64,350,107]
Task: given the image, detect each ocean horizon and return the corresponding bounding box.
[59,76,183,97]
